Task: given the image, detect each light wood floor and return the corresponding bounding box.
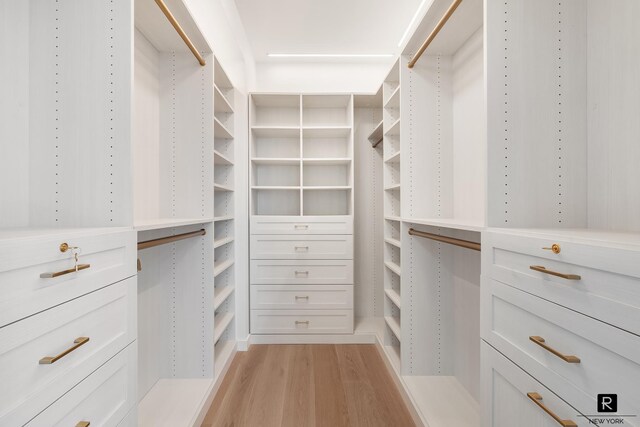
[202,344,416,427]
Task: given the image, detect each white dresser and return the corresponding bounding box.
[481,229,640,427]
[0,228,137,427]
[250,216,354,334]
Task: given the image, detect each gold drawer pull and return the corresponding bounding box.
[295,270,309,276]
[294,224,309,230]
[39,337,90,364]
[295,295,309,300]
[40,264,91,278]
[527,392,577,427]
[530,265,581,280]
[295,246,309,252]
[529,336,580,363]
[295,320,310,326]
[76,422,91,427]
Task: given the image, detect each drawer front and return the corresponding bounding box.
[251,235,353,260]
[0,277,136,426]
[481,342,587,427]
[250,260,354,285]
[251,309,353,334]
[26,342,137,427]
[0,229,136,327]
[482,279,640,425]
[484,231,640,335]
[251,285,353,309]
[251,216,353,235]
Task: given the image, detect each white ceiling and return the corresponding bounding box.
[233,0,423,62]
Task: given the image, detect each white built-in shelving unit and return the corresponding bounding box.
[382,61,403,372]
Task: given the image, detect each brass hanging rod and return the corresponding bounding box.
[408,228,480,251]
[408,0,462,69]
[138,229,206,250]
[154,0,206,66]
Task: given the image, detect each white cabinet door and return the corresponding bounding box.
[26,342,137,427]
[0,277,136,427]
[482,342,587,427]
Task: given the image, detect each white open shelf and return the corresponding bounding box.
[384,86,400,109]
[214,286,235,311]
[384,184,401,191]
[214,117,233,139]
[214,339,236,378]
[214,150,233,165]
[385,316,402,342]
[214,85,234,113]
[251,158,300,165]
[384,260,401,277]
[384,118,401,136]
[213,236,234,249]
[384,151,401,163]
[368,120,384,146]
[214,259,234,277]
[214,183,234,192]
[385,288,401,309]
[138,379,214,427]
[404,217,484,233]
[214,312,235,344]
[214,215,234,222]
[134,218,213,232]
[385,237,401,248]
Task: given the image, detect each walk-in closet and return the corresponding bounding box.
[1,0,639,426]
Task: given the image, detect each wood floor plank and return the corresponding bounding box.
[207,345,269,427]
[281,345,316,427]
[241,345,293,427]
[203,344,416,427]
[312,345,351,427]
[358,345,416,426]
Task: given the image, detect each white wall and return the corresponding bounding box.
[253,61,394,93]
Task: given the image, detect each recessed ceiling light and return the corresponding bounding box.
[398,0,434,47]
[267,54,394,58]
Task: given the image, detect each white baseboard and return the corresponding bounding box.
[248,333,377,345]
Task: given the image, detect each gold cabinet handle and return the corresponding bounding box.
[294,224,309,230]
[295,320,310,325]
[529,336,580,363]
[529,265,581,280]
[527,392,577,427]
[39,337,90,364]
[40,264,91,278]
[294,246,309,252]
[76,422,91,427]
[295,295,309,300]
[543,244,561,254]
[295,270,309,276]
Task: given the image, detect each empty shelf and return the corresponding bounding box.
[385,261,401,276]
[213,236,234,249]
[385,216,401,222]
[214,85,234,113]
[385,316,401,342]
[252,186,300,190]
[214,312,235,344]
[134,218,213,231]
[214,339,236,378]
[251,158,300,165]
[404,217,484,233]
[214,259,234,277]
[384,86,400,109]
[384,151,401,163]
[214,150,233,165]
[384,118,400,136]
[214,286,235,310]
[368,120,384,147]
[385,237,401,248]
[215,117,234,139]
[251,126,300,138]
[385,288,401,309]
[214,183,234,192]
[302,158,351,165]
[214,215,234,222]
[384,184,401,191]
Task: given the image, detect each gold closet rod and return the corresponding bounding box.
[408,228,480,251]
[154,0,206,66]
[138,229,206,250]
[407,0,462,69]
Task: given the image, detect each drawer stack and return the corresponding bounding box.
[250,217,354,334]
[481,230,640,426]
[0,228,137,426]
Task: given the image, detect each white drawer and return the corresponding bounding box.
[0,228,136,327]
[251,216,353,235]
[251,309,353,334]
[481,342,587,427]
[251,285,353,309]
[484,230,640,335]
[0,277,136,426]
[250,260,353,285]
[26,342,137,427]
[251,235,353,260]
[482,279,640,426]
